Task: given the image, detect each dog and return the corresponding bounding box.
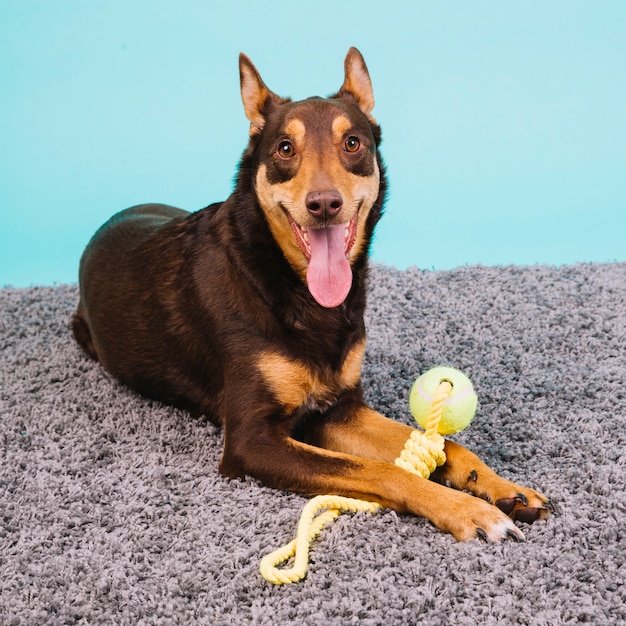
[72,48,551,541]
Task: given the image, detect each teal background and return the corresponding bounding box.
[1,1,624,287]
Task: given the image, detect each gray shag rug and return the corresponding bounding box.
[1,263,625,625]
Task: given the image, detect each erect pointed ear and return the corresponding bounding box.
[239,53,284,136]
[338,47,375,121]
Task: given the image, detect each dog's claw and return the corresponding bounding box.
[516,492,528,506]
[476,528,489,542]
[506,528,524,543]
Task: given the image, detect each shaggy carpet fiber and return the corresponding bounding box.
[1,263,625,625]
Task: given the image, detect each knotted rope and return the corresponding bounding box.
[260,380,452,584]
[259,496,382,585]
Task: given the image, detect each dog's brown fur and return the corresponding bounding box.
[73,48,551,541]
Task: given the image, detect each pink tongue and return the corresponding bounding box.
[306,224,352,308]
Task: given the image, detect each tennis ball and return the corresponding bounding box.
[409,366,478,435]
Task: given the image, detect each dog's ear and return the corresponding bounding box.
[338,47,375,121]
[239,53,284,136]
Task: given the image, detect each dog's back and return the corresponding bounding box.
[72,203,190,372]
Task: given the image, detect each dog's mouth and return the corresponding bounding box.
[287,212,359,308]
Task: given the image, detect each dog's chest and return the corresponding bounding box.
[256,340,365,413]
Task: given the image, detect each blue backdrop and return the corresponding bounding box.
[1,1,624,287]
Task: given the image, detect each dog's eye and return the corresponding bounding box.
[277,141,295,159]
[344,136,361,153]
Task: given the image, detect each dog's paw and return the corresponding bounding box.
[467,470,554,524]
[438,491,526,542]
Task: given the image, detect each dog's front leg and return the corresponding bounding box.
[219,409,524,542]
[302,401,552,530]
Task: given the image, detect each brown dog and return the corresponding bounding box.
[72,48,551,541]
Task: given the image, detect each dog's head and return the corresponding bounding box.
[238,48,386,308]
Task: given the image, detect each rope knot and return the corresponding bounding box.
[395,430,446,477]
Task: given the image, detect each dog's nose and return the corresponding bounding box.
[306,190,343,219]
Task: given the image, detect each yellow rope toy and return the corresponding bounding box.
[260,366,478,585]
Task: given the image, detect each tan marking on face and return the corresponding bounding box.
[285,118,306,144]
[340,339,365,389]
[332,115,352,138]
[347,160,380,261]
[255,164,309,281]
